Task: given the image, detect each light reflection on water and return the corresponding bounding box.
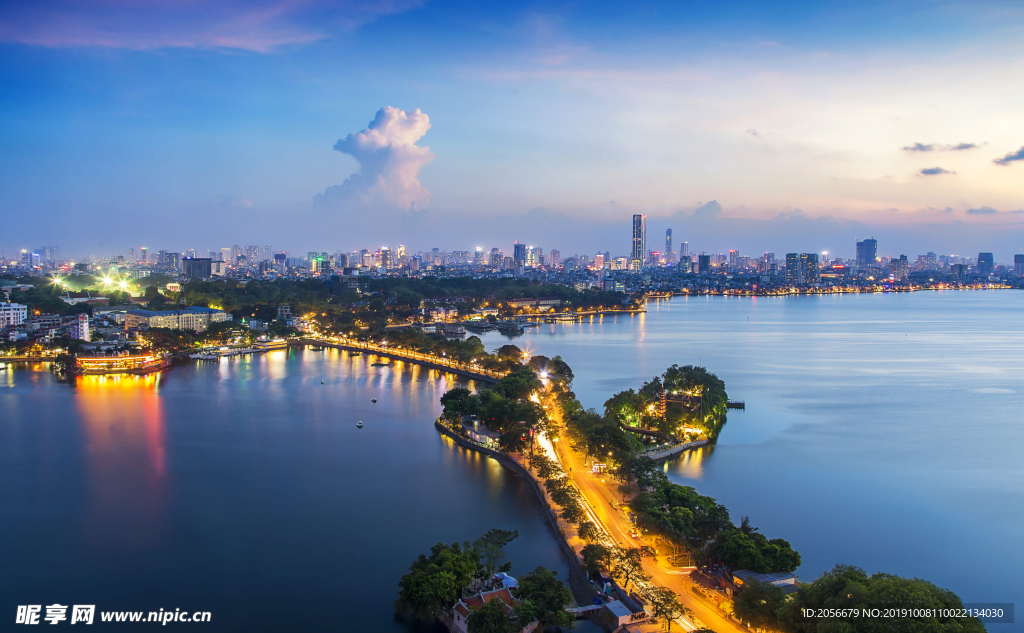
[479,291,1024,623]
[0,349,602,633]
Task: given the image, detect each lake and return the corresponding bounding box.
[477,290,1022,629]
[0,351,601,632]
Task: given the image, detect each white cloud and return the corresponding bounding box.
[315,106,434,211]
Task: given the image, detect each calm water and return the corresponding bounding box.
[0,351,601,632]
[480,290,1023,627]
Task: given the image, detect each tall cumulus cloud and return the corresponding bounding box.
[315,107,434,211]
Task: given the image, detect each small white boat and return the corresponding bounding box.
[371,398,377,403]
[356,421,364,428]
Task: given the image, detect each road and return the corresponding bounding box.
[542,392,748,633]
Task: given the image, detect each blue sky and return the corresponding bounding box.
[1,0,1023,261]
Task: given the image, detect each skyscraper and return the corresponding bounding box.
[182,257,212,280]
[977,252,994,277]
[513,241,527,265]
[697,253,711,275]
[800,253,820,283]
[891,255,909,281]
[856,238,877,268]
[631,214,646,271]
[665,229,673,264]
[785,253,800,284]
[1015,254,1024,277]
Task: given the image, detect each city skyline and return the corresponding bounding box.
[2,1,1024,257]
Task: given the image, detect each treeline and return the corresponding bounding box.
[736,564,985,633]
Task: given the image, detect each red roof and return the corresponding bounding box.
[458,587,516,616]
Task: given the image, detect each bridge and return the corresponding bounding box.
[294,338,508,384]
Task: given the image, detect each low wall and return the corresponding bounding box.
[643,439,709,462]
[433,421,602,625]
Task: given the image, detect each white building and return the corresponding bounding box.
[0,302,28,327]
[65,314,90,342]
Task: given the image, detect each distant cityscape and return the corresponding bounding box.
[4,213,1021,288]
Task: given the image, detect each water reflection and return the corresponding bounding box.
[74,373,167,550]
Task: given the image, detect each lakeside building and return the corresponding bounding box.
[451,586,538,633]
[856,238,878,269]
[978,252,994,278]
[74,353,170,375]
[506,297,562,310]
[124,306,227,332]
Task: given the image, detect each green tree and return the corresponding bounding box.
[613,547,654,590]
[779,564,986,633]
[466,597,513,633]
[395,541,480,619]
[577,521,600,543]
[514,566,574,629]
[580,543,612,573]
[733,579,786,630]
[472,529,518,577]
[644,586,685,631]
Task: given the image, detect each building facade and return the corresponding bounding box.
[0,302,28,327]
[124,306,227,332]
[631,214,646,271]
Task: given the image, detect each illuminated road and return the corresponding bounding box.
[543,392,748,633]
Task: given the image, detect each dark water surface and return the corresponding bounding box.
[1,350,600,632]
[479,290,1022,628]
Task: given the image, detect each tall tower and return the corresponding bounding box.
[665,229,673,264]
[631,214,647,271]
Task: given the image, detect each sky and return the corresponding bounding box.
[1,0,1023,262]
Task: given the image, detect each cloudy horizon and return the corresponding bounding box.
[1,0,1023,261]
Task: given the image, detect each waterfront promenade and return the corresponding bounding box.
[295,337,507,383]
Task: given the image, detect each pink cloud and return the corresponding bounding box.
[0,0,422,52]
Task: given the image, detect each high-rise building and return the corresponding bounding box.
[140,247,148,263]
[631,214,646,271]
[262,246,271,263]
[232,245,242,263]
[890,255,909,281]
[165,252,180,269]
[856,238,878,268]
[513,242,528,265]
[380,247,393,270]
[950,263,968,283]
[665,229,673,264]
[800,253,820,283]
[785,253,800,284]
[978,252,994,278]
[1015,254,1024,277]
[697,253,711,275]
[550,249,560,269]
[728,250,739,272]
[182,257,212,280]
[474,248,485,268]
[312,255,331,276]
[490,248,501,266]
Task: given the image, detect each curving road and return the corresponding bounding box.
[543,391,748,633]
